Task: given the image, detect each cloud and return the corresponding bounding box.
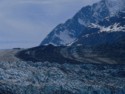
[0,0,100,49]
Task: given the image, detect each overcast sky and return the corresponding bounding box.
[0,0,100,49]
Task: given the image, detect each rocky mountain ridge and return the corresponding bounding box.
[41,0,125,46]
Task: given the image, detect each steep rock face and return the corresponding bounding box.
[41,0,125,46]
[17,12,125,64]
[63,12,125,64]
[73,11,125,45]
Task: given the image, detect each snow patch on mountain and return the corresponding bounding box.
[55,30,76,45]
[90,23,125,32]
[67,39,78,46]
[82,34,90,38]
[78,18,86,26]
[100,23,125,32]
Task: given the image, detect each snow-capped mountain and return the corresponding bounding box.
[67,11,125,64]
[17,12,125,64]
[77,11,125,45]
[41,0,125,46]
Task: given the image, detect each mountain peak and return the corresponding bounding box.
[101,0,125,16]
[41,0,125,46]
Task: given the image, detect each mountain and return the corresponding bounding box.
[73,11,125,46]
[41,0,125,46]
[7,0,125,93]
[60,11,124,64]
[17,11,125,64]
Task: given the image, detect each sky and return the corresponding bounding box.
[0,0,100,49]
